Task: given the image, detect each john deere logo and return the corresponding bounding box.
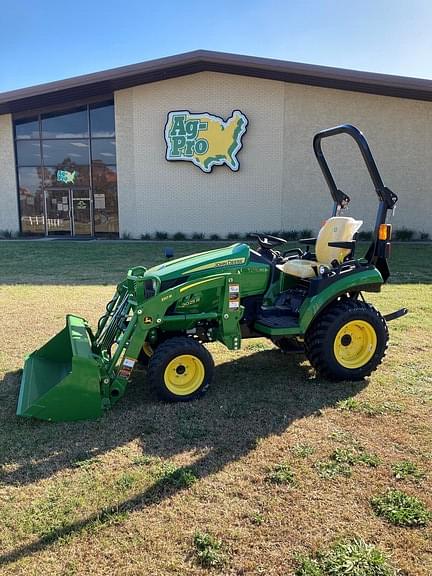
[56,170,77,184]
[165,110,248,173]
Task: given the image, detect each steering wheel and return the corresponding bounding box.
[252,233,287,250]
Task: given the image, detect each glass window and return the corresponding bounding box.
[42,139,89,165]
[18,167,45,234]
[91,139,116,163]
[44,166,90,188]
[41,107,88,138]
[14,100,118,237]
[92,164,118,235]
[16,141,41,166]
[90,102,115,137]
[15,116,39,139]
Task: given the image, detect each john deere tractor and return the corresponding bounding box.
[17,124,407,422]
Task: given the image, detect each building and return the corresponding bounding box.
[1,50,432,239]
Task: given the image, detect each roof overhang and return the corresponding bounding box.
[2,50,432,115]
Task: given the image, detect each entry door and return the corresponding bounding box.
[44,189,71,235]
[71,189,93,236]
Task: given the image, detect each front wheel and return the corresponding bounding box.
[147,336,214,401]
[305,299,388,381]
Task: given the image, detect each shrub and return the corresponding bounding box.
[371,489,430,527]
[172,231,187,241]
[250,511,264,525]
[210,233,221,241]
[358,230,373,241]
[315,446,380,479]
[315,459,352,479]
[155,231,168,240]
[394,227,414,241]
[419,231,430,241]
[0,229,16,239]
[132,454,158,466]
[140,233,151,240]
[227,232,240,240]
[121,232,132,240]
[336,398,403,416]
[391,461,425,483]
[243,231,257,240]
[193,531,226,568]
[291,443,315,459]
[115,473,135,491]
[267,462,295,485]
[191,232,205,240]
[356,450,381,467]
[299,228,313,239]
[281,230,298,241]
[155,463,197,489]
[295,538,397,576]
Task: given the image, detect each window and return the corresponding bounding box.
[91,139,116,163]
[15,116,39,139]
[90,102,115,137]
[41,107,88,139]
[18,167,45,234]
[42,139,90,165]
[43,166,90,188]
[92,164,118,234]
[13,100,118,236]
[16,141,41,166]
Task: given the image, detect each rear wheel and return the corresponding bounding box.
[147,336,214,401]
[305,299,388,381]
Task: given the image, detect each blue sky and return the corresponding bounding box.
[1,0,432,92]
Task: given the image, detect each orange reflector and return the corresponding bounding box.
[379,224,392,241]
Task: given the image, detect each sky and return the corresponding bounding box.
[1,0,432,93]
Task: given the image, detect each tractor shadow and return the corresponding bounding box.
[0,348,366,565]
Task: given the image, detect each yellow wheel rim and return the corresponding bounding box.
[164,354,205,396]
[333,320,377,369]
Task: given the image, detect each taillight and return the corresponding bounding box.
[379,224,392,241]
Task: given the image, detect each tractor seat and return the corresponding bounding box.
[277,217,363,279]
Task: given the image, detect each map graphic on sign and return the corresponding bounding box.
[165,110,248,173]
[57,170,77,184]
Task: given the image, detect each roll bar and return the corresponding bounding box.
[313,124,398,222]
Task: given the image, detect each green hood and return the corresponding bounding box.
[145,243,250,281]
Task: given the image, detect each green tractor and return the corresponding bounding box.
[17,124,407,422]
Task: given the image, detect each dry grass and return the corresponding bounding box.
[0,241,431,575]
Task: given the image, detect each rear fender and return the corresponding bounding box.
[298,268,383,333]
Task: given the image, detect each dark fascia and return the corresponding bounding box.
[1,50,432,115]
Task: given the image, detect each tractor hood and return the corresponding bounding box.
[145,243,250,282]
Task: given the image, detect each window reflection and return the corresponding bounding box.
[91,139,116,162]
[16,141,41,166]
[41,107,88,139]
[90,103,115,137]
[92,163,118,234]
[18,167,45,234]
[15,117,39,139]
[14,101,117,236]
[44,166,90,188]
[42,140,90,165]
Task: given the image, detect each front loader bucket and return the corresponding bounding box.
[17,315,103,422]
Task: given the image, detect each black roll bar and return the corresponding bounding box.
[313,124,398,220]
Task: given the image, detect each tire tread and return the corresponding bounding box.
[305,298,388,380]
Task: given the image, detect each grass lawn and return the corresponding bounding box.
[0,240,431,575]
